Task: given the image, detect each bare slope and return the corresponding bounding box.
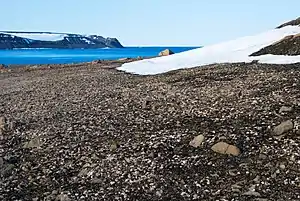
[1,63,300,200]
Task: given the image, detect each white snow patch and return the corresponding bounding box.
[118,25,300,75]
[82,38,95,44]
[4,33,67,41]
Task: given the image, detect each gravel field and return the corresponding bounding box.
[1,62,300,200]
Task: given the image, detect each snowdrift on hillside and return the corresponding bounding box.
[118,25,300,75]
[5,33,67,41]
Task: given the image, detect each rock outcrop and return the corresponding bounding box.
[277,17,300,28]
[250,33,300,56]
[158,49,174,56]
[0,31,123,49]
[250,18,300,56]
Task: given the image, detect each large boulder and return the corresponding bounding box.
[159,49,174,56]
[273,120,294,136]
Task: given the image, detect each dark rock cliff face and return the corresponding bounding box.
[251,18,300,56]
[250,34,300,56]
[0,31,123,49]
[277,17,300,28]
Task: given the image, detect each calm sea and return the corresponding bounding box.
[0,47,199,65]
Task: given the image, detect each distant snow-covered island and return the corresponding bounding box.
[0,31,123,49]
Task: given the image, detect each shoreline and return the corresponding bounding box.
[0,57,145,72]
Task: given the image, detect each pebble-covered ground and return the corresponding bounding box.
[1,62,300,201]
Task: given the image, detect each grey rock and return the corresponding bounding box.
[258,153,268,160]
[110,141,119,151]
[232,188,241,193]
[0,157,3,168]
[91,178,102,184]
[189,134,205,148]
[273,120,294,136]
[8,120,15,130]
[78,168,88,177]
[231,184,243,189]
[279,106,293,113]
[253,176,260,183]
[55,194,71,201]
[23,137,42,149]
[279,164,286,169]
[294,121,300,134]
[243,190,261,197]
[0,116,5,131]
[2,164,14,176]
[78,163,95,177]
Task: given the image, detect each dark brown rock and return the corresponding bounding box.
[211,142,240,156]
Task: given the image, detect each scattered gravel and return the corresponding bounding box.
[1,62,300,200]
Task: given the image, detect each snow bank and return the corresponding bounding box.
[118,26,300,75]
[9,33,66,41]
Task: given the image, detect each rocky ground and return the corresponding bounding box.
[1,61,300,201]
[251,18,300,56]
[250,34,300,56]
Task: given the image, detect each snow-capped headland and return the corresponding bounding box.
[0,31,123,49]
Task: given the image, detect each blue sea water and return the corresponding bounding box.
[0,47,199,65]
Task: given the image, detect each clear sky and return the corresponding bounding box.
[1,0,299,46]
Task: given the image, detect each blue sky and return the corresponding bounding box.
[1,0,299,46]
